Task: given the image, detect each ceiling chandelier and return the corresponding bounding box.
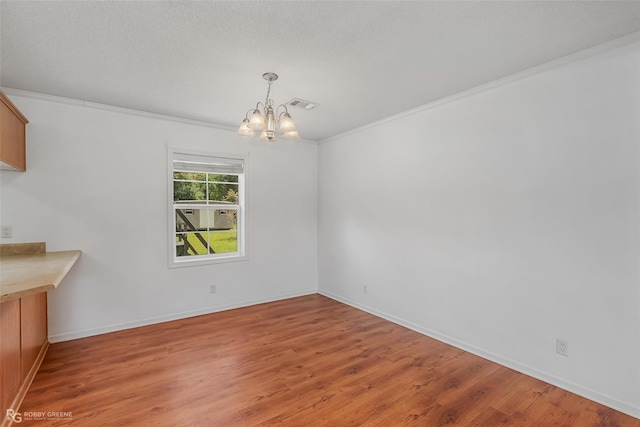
[237,72,299,142]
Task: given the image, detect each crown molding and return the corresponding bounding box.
[0,87,319,145]
[0,87,237,131]
[320,31,640,144]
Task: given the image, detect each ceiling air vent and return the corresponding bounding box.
[286,98,318,110]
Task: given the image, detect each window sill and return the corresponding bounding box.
[168,254,248,268]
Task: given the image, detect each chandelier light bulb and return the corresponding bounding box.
[237,118,255,137]
[247,109,266,131]
[282,129,300,140]
[278,113,297,133]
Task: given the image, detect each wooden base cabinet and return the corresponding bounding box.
[0,294,48,426]
[0,299,22,416]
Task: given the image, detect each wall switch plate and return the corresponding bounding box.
[210,285,217,294]
[556,339,568,356]
[362,284,368,294]
[1,226,12,238]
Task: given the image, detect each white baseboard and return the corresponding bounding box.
[318,289,640,419]
[49,289,317,343]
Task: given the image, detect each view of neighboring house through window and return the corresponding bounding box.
[169,150,246,266]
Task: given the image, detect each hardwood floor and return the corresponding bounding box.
[18,294,640,426]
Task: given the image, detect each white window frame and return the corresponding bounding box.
[168,147,248,268]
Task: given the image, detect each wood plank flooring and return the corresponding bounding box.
[18,294,640,426]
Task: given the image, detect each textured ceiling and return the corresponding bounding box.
[1,1,640,141]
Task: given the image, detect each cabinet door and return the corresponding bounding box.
[0,299,22,412]
[0,92,28,171]
[20,293,48,379]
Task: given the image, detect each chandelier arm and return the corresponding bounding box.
[245,108,255,119]
[276,104,290,119]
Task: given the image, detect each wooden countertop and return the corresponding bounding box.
[0,250,82,302]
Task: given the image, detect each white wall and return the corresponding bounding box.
[0,93,318,342]
[318,39,640,416]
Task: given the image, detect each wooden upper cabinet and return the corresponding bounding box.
[0,91,29,171]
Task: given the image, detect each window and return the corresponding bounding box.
[168,149,246,267]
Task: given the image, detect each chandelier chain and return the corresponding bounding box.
[265,81,274,108]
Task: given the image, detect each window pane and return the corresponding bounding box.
[174,171,206,181]
[209,229,237,254]
[175,230,238,257]
[208,183,239,203]
[174,181,206,202]
[176,232,210,257]
[210,208,237,230]
[208,174,238,184]
[175,208,238,257]
[176,208,208,232]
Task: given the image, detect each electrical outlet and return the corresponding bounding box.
[362,284,368,294]
[209,285,216,294]
[556,339,568,356]
[1,226,12,238]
